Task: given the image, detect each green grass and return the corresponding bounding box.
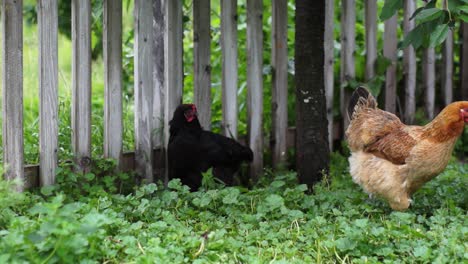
[0,154,466,263]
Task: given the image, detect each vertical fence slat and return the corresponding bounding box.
[194,0,212,130]
[221,0,238,138]
[38,0,58,185]
[423,48,435,119]
[153,0,165,182]
[383,14,397,113]
[72,0,92,171]
[324,0,334,150]
[103,0,123,165]
[135,0,154,182]
[2,0,24,190]
[403,0,416,124]
[164,0,183,183]
[442,28,453,105]
[271,0,288,166]
[365,0,377,80]
[247,0,264,180]
[442,0,453,106]
[340,0,355,130]
[461,23,468,100]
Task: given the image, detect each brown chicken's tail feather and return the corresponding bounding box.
[347,87,377,120]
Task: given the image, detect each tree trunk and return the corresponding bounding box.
[295,0,329,186]
[461,23,468,100]
[365,0,377,81]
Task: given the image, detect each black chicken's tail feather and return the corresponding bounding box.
[347,87,377,120]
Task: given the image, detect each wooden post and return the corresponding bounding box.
[423,48,435,119]
[71,0,92,172]
[247,0,263,180]
[324,0,334,151]
[38,0,58,186]
[442,0,453,106]
[164,0,183,183]
[221,0,238,139]
[461,23,468,100]
[103,0,123,165]
[135,0,154,182]
[324,0,335,151]
[2,0,24,190]
[194,0,212,130]
[271,0,288,166]
[365,0,377,81]
[153,0,165,181]
[340,0,355,130]
[442,27,453,105]
[403,0,416,124]
[384,14,397,113]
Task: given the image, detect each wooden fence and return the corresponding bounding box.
[1,0,467,190]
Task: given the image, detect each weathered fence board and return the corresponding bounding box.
[71,0,92,172]
[403,0,416,124]
[340,0,355,129]
[247,0,264,180]
[152,0,165,149]
[221,0,239,139]
[442,28,453,106]
[384,14,397,113]
[271,0,288,166]
[2,0,24,191]
[164,0,183,183]
[38,0,59,186]
[134,0,154,183]
[365,0,377,81]
[324,0,334,150]
[324,0,335,150]
[194,0,212,130]
[103,0,123,166]
[423,48,435,119]
[442,0,453,106]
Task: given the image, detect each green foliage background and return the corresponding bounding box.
[2,0,468,161]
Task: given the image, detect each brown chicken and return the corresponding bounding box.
[346,87,468,211]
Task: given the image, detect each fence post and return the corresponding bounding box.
[153,0,165,182]
[103,0,123,166]
[2,0,24,191]
[423,48,435,119]
[271,0,288,166]
[442,29,453,105]
[71,0,92,172]
[221,0,238,139]
[384,14,397,113]
[403,0,416,124]
[324,0,334,151]
[164,0,183,184]
[365,0,377,81]
[247,0,264,180]
[135,0,154,183]
[38,0,58,186]
[340,0,355,130]
[194,0,212,130]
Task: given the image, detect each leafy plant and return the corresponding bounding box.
[381,0,468,49]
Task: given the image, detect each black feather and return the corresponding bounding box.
[168,104,254,191]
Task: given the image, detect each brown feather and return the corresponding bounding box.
[346,87,468,211]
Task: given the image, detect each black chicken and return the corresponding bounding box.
[168,104,254,191]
